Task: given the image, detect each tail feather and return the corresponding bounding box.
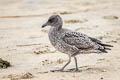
[89,37,113,47]
[100,43,113,47]
[98,43,113,53]
[105,47,111,50]
[89,37,113,53]
[99,49,108,53]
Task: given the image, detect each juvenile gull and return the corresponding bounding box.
[42,15,113,71]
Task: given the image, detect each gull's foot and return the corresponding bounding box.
[50,68,82,72]
[50,69,64,72]
[75,68,79,71]
[68,68,81,72]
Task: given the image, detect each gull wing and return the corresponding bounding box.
[62,31,95,49]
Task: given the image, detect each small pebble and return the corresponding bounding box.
[100,77,104,79]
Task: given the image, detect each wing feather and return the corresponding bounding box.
[61,31,112,53]
[62,32,95,49]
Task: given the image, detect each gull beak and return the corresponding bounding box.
[42,22,48,28]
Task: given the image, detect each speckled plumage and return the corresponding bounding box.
[42,15,113,71]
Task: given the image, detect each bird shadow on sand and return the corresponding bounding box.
[50,66,107,73]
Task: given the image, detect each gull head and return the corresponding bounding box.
[42,15,63,29]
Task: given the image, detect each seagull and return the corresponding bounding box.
[42,15,113,71]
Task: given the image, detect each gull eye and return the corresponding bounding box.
[48,18,55,23]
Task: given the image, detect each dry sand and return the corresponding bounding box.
[0,0,120,80]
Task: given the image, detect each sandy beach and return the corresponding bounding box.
[0,0,120,80]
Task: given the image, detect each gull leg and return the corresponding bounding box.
[74,56,79,71]
[60,54,71,71]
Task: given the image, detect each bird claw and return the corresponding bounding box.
[50,69,64,72]
[75,68,79,71]
[50,68,81,72]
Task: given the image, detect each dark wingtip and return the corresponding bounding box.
[101,49,108,53]
[105,47,111,50]
[101,43,113,47]
[98,48,108,53]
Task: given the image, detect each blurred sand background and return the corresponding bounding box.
[0,0,120,80]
